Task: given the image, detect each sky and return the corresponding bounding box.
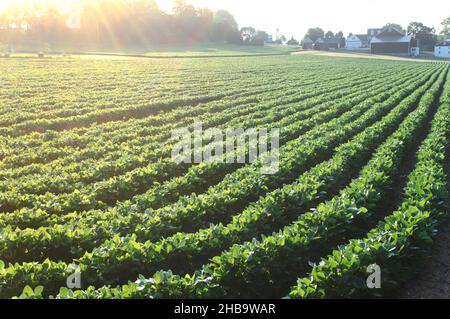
[157,0,450,40]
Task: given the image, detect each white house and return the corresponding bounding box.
[346,34,362,49]
[435,40,450,58]
[346,34,368,49]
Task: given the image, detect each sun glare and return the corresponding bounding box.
[0,0,177,15]
[0,0,78,12]
[156,0,175,13]
[0,0,11,11]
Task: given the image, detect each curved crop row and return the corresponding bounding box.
[0,57,369,137]
[0,72,275,128]
[1,63,425,170]
[0,70,390,195]
[0,70,321,164]
[288,75,450,299]
[0,66,440,265]
[0,64,440,298]
[1,56,288,118]
[0,67,414,220]
[0,70,378,181]
[34,65,445,299]
[0,67,355,165]
[0,66,307,129]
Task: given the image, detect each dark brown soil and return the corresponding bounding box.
[401,215,450,299]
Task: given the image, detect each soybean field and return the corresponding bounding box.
[0,54,449,299]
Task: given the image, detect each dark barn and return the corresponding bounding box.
[370,27,415,54]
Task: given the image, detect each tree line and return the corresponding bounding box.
[0,0,275,51]
[303,28,345,46]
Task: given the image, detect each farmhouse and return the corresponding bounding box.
[346,34,368,49]
[435,40,450,58]
[370,27,416,54]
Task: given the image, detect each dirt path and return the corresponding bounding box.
[292,50,440,63]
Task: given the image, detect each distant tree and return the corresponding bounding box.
[407,21,437,50]
[240,28,269,46]
[287,36,299,45]
[125,0,163,45]
[383,23,404,32]
[440,17,450,39]
[172,0,194,15]
[240,26,256,44]
[273,34,286,44]
[24,1,69,48]
[0,0,244,49]
[325,31,334,39]
[334,31,345,48]
[305,27,324,42]
[173,0,199,43]
[335,31,344,39]
[211,10,242,44]
[194,8,214,42]
[253,30,269,46]
[407,21,435,36]
[0,6,10,33]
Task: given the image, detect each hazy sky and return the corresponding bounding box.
[157,0,450,39]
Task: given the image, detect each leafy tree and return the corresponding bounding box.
[254,30,269,45]
[383,23,404,32]
[24,1,69,48]
[287,36,299,45]
[335,31,345,48]
[440,17,450,39]
[0,0,244,49]
[274,34,286,45]
[211,10,241,44]
[407,21,437,50]
[173,0,199,43]
[240,26,256,44]
[196,8,214,41]
[305,27,324,42]
[240,28,268,46]
[325,31,334,39]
